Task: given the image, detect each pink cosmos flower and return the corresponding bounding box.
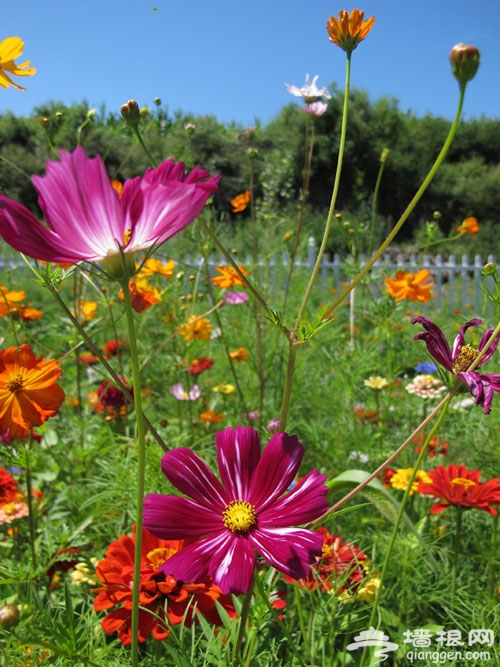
[170,383,201,401]
[0,148,219,275]
[303,101,328,117]
[223,291,248,305]
[143,426,329,594]
[285,74,332,104]
[412,316,500,414]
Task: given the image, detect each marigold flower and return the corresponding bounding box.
[187,357,214,375]
[405,374,447,399]
[390,468,432,496]
[178,315,212,342]
[413,316,500,414]
[285,74,332,104]
[0,37,36,90]
[211,265,249,289]
[0,345,65,438]
[144,426,329,594]
[229,347,249,362]
[92,526,235,646]
[0,148,219,280]
[417,464,500,515]
[326,9,375,54]
[283,527,367,595]
[385,269,434,303]
[118,281,160,313]
[457,216,479,235]
[230,191,251,213]
[200,409,225,424]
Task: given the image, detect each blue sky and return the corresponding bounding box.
[3,1,500,126]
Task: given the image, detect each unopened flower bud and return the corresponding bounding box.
[184,123,196,134]
[380,148,389,163]
[482,262,497,277]
[39,117,50,128]
[449,44,480,85]
[247,147,258,159]
[433,211,441,220]
[140,106,150,116]
[283,231,294,242]
[0,604,20,629]
[120,100,141,128]
[153,97,161,106]
[87,108,96,118]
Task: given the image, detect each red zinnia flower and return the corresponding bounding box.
[417,464,500,515]
[0,468,19,506]
[144,426,329,594]
[92,526,235,646]
[187,357,214,375]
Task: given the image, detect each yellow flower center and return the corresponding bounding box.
[123,228,132,248]
[6,374,23,393]
[2,502,17,516]
[452,344,479,373]
[146,547,177,569]
[222,500,257,533]
[451,477,477,491]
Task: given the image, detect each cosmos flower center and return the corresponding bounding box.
[6,374,23,393]
[452,344,479,373]
[222,500,257,533]
[451,477,477,491]
[146,547,176,569]
[122,228,132,248]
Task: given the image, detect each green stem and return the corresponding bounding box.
[451,507,463,601]
[328,82,467,314]
[368,155,387,255]
[24,432,37,570]
[359,395,452,667]
[119,278,147,667]
[487,514,498,601]
[132,126,159,168]
[232,578,254,665]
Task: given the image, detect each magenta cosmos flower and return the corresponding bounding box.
[0,147,218,278]
[412,316,500,414]
[143,426,329,594]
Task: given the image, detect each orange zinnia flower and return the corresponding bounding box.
[385,269,434,303]
[200,409,225,424]
[211,265,249,289]
[0,344,65,438]
[178,315,212,342]
[326,9,375,53]
[230,191,251,213]
[457,216,479,235]
[92,526,235,646]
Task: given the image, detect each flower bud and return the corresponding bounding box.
[449,44,480,85]
[39,117,50,128]
[380,148,389,163]
[153,97,161,106]
[184,123,196,135]
[0,604,20,629]
[482,262,497,277]
[120,100,141,128]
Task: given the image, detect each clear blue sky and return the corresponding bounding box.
[3,1,500,126]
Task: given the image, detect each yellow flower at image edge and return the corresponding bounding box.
[326,9,375,53]
[385,269,434,303]
[0,37,36,90]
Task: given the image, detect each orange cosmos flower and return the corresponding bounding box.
[0,285,26,317]
[119,281,161,313]
[0,37,36,90]
[230,191,251,213]
[71,299,98,322]
[326,9,375,53]
[19,307,43,321]
[457,216,479,235]
[92,526,235,646]
[229,347,249,362]
[211,265,249,289]
[0,344,65,438]
[385,269,434,303]
[178,315,212,342]
[200,409,225,424]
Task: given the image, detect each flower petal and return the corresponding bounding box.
[249,432,304,510]
[451,318,482,360]
[477,328,500,365]
[250,527,324,580]
[412,316,453,371]
[161,448,228,507]
[143,494,223,539]
[216,426,261,499]
[259,469,328,526]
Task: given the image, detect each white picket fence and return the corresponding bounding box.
[0,238,496,316]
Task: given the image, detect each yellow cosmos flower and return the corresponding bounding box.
[364,376,389,390]
[178,315,212,342]
[0,37,36,90]
[457,216,479,236]
[229,347,249,362]
[326,9,375,54]
[385,269,434,303]
[137,257,175,279]
[213,383,235,395]
[389,468,432,496]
